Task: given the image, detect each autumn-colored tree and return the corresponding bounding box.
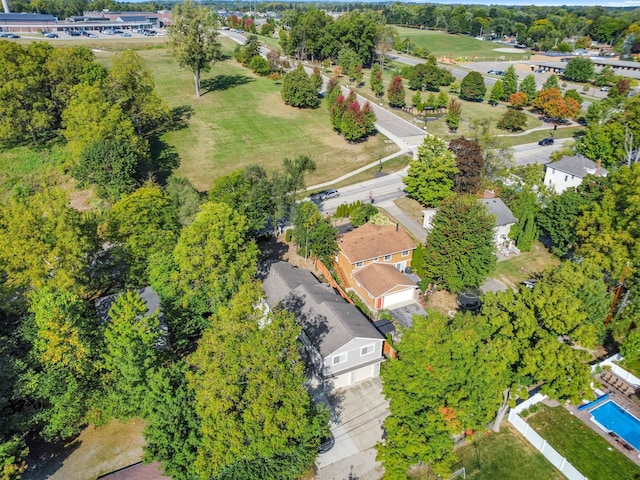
[532,87,580,122]
[508,91,528,109]
[449,137,484,194]
[341,102,367,141]
[387,75,406,107]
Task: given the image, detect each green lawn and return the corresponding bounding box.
[454,425,564,479]
[95,39,397,191]
[394,27,531,62]
[527,405,640,480]
[0,142,69,198]
[620,358,640,379]
[493,242,560,289]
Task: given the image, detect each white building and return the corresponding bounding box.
[544,155,608,194]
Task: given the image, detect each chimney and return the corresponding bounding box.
[396,223,399,231]
[595,159,601,176]
[2,0,10,13]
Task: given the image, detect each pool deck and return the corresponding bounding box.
[568,373,640,467]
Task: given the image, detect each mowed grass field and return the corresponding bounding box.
[95,38,397,191]
[454,425,564,479]
[394,27,531,61]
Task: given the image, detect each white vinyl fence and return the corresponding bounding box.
[508,409,588,480]
[591,353,640,387]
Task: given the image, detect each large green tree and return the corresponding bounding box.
[143,362,201,480]
[170,0,222,97]
[0,188,98,296]
[404,135,458,207]
[460,71,486,101]
[62,83,148,162]
[27,287,100,440]
[292,202,338,263]
[422,195,496,292]
[102,290,162,419]
[155,201,258,320]
[109,49,169,136]
[563,57,595,82]
[188,282,328,480]
[0,41,54,145]
[575,164,640,278]
[105,184,180,285]
[501,65,518,98]
[378,310,509,478]
[73,139,141,201]
[281,64,320,108]
[208,166,275,237]
[519,74,538,104]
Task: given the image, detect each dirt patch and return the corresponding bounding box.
[24,418,146,480]
[424,289,458,317]
[69,189,96,212]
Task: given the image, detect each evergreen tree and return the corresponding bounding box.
[543,74,560,91]
[102,290,162,418]
[489,80,505,103]
[281,65,320,108]
[325,76,341,109]
[423,195,496,292]
[460,71,486,101]
[502,65,518,98]
[143,362,201,480]
[519,74,538,104]
[387,75,406,107]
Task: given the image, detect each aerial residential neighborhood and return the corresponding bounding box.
[1,0,640,479]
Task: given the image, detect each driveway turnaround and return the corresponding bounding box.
[315,377,389,480]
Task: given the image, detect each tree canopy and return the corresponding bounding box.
[404,135,458,207]
[422,194,496,292]
[281,65,320,108]
[169,0,222,97]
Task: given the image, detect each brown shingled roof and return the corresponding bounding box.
[339,223,416,264]
[352,263,416,297]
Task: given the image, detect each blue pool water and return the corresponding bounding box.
[591,401,640,450]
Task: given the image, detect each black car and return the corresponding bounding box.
[318,433,335,454]
[538,137,554,146]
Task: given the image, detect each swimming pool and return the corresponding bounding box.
[590,400,640,450]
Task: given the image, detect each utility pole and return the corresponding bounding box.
[2,0,10,13]
[605,263,630,327]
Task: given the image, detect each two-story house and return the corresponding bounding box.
[335,223,417,311]
[544,155,608,194]
[263,261,385,389]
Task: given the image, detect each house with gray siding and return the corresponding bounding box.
[263,261,384,389]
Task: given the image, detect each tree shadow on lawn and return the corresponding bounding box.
[200,74,254,94]
[146,137,181,185]
[23,435,81,480]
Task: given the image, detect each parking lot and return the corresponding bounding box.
[315,377,389,480]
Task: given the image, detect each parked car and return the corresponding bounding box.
[600,86,611,92]
[43,32,58,38]
[0,33,20,38]
[318,433,335,454]
[66,30,80,36]
[120,32,131,37]
[538,137,554,146]
[320,189,340,200]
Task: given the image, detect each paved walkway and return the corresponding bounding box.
[496,121,578,137]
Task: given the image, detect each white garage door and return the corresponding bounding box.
[383,289,414,308]
[332,372,351,389]
[331,365,379,389]
[353,364,375,383]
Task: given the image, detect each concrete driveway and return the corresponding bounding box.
[315,377,389,480]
